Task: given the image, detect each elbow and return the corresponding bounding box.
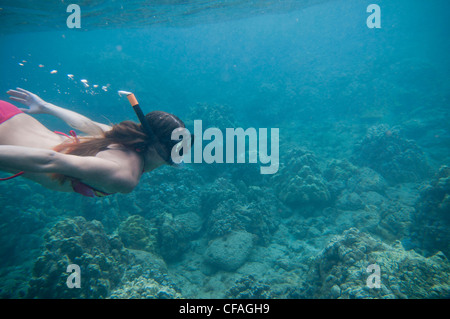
[36,150,59,172]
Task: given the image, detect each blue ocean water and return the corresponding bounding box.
[0,0,449,299]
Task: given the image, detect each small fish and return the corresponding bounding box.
[67,74,74,79]
[18,63,24,66]
[50,70,58,74]
[93,84,99,88]
[102,86,108,92]
[38,64,44,68]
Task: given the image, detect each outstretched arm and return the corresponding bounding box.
[7,88,112,136]
[0,145,138,193]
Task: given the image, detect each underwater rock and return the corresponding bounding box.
[274,147,331,208]
[174,212,203,236]
[203,177,281,245]
[308,228,450,299]
[353,124,431,183]
[289,216,330,241]
[110,247,182,298]
[225,275,272,299]
[323,159,360,198]
[336,191,365,211]
[323,159,359,181]
[359,191,387,207]
[206,197,279,245]
[157,212,203,261]
[204,231,255,272]
[126,249,168,276]
[118,215,158,254]
[376,204,415,243]
[412,165,450,257]
[325,159,388,204]
[27,216,132,299]
[324,159,388,196]
[347,167,387,194]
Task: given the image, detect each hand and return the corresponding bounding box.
[7,88,49,114]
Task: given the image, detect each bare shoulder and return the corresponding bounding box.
[93,145,144,187]
[96,144,141,167]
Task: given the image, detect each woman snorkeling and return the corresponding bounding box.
[0,88,189,197]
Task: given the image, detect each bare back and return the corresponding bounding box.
[0,113,66,148]
[0,114,76,191]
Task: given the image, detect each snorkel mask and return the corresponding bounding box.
[118,90,186,166]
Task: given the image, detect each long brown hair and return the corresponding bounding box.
[53,111,186,184]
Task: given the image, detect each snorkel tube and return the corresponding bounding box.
[118,90,183,166]
[118,90,157,143]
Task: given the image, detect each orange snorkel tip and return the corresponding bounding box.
[118,90,138,106]
[127,93,138,107]
[118,90,157,142]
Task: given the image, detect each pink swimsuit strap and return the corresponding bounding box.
[0,171,25,181]
[54,130,80,143]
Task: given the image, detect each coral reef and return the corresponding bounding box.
[353,124,431,183]
[375,200,415,243]
[206,198,280,245]
[412,165,450,257]
[27,217,132,299]
[347,167,387,194]
[136,165,204,220]
[157,211,203,261]
[109,275,182,299]
[225,275,272,299]
[201,177,283,245]
[118,215,158,254]
[200,177,247,215]
[336,191,365,211]
[325,158,387,197]
[109,247,183,299]
[1,119,447,301]
[307,228,450,298]
[274,147,331,209]
[323,159,359,198]
[323,159,419,243]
